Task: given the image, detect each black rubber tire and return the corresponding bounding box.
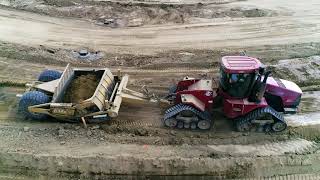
[19,91,50,120]
[164,118,178,128]
[184,122,190,129]
[177,121,184,129]
[38,70,62,82]
[197,120,211,130]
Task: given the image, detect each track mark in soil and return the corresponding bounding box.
[208,138,316,156]
[110,105,163,128]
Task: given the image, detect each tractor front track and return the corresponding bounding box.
[163,103,212,130]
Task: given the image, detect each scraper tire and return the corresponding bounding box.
[19,91,50,120]
[38,70,62,82]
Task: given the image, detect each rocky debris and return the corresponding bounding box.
[58,127,65,137]
[23,127,30,132]
[208,139,316,157]
[96,17,129,28]
[134,129,149,136]
[270,56,320,83]
[0,0,282,28]
[72,49,104,61]
[87,130,93,137]
[91,125,100,130]
[39,45,56,54]
[169,130,176,136]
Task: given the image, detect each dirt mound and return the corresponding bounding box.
[269,56,320,90]
[0,0,281,27]
[63,74,99,103]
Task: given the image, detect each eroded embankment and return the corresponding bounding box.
[0,141,319,179]
[0,0,283,27]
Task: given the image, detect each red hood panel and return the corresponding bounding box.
[266,77,302,106]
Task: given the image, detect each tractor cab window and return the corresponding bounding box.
[220,68,256,98]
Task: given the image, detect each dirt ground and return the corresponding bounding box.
[1,0,320,179]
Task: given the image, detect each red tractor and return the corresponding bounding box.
[164,56,302,132]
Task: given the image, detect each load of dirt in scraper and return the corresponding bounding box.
[63,74,100,103]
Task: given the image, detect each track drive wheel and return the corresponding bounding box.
[190,122,197,130]
[184,123,190,129]
[164,118,178,128]
[271,121,287,132]
[197,120,211,130]
[236,118,252,132]
[177,121,184,129]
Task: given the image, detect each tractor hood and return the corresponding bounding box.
[265,77,302,107]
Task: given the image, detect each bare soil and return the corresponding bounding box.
[0,0,283,27]
[0,3,319,55]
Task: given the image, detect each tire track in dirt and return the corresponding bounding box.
[236,174,320,180]
[208,138,317,156]
[110,105,163,128]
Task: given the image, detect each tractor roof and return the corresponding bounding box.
[221,56,261,74]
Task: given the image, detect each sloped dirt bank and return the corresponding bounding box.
[269,56,320,91]
[0,0,282,27]
[0,143,320,179]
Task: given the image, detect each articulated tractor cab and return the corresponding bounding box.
[164,56,302,132]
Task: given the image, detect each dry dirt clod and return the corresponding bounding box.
[134,129,148,136]
[242,133,249,136]
[91,125,100,130]
[23,127,30,132]
[170,130,176,136]
[58,128,64,137]
[87,130,93,136]
[60,141,66,145]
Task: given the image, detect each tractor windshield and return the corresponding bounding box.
[219,68,256,98]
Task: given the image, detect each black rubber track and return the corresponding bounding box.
[163,103,212,130]
[235,106,286,133]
